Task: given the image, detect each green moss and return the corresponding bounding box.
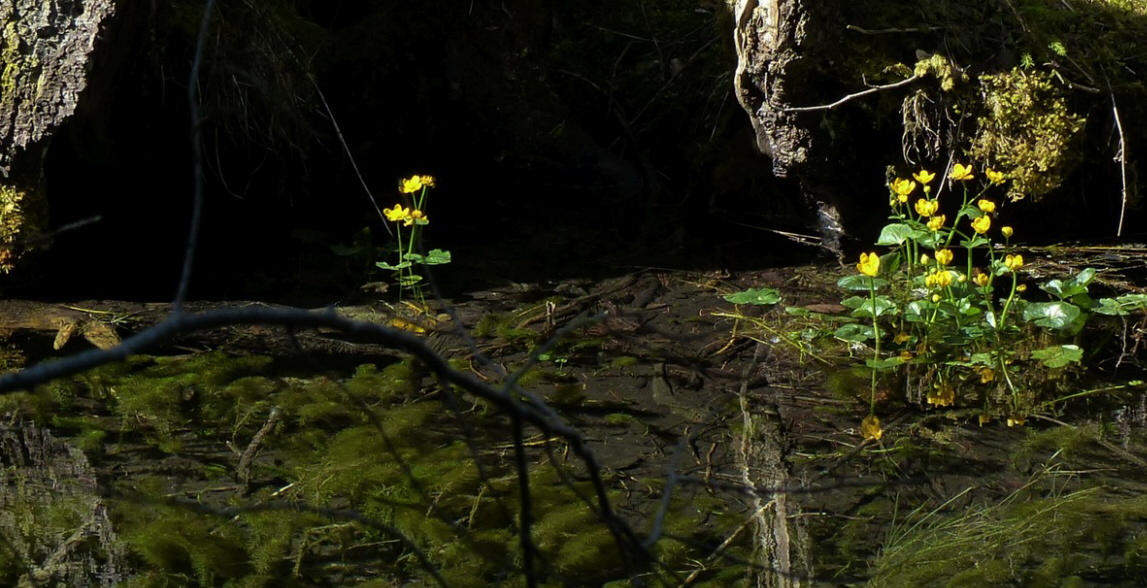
[969,69,1084,201]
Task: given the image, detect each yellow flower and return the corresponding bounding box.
[899,351,914,362]
[1017,284,1027,292]
[931,293,942,303]
[971,215,991,234]
[1001,226,1014,238]
[979,413,991,426]
[986,169,1006,184]
[979,367,995,383]
[914,198,938,217]
[973,271,990,287]
[400,177,424,194]
[951,163,974,181]
[978,199,996,214]
[894,332,912,344]
[920,253,930,264]
[1007,415,1026,427]
[913,170,936,184]
[927,214,946,231]
[934,270,953,288]
[1004,254,1024,271]
[418,175,437,188]
[383,204,412,223]
[405,209,429,226]
[891,178,917,201]
[935,249,954,266]
[861,415,883,441]
[857,252,880,277]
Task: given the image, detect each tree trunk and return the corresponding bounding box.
[0,0,116,272]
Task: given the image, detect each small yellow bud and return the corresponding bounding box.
[1001,226,1014,238]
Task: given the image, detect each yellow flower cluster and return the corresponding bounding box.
[1004,254,1024,271]
[925,269,954,289]
[400,175,437,194]
[383,204,429,226]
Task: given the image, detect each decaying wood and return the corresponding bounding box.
[0,300,429,356]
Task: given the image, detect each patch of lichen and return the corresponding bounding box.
[969,68,1084,201]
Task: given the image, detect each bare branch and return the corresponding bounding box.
[781,75,920,113]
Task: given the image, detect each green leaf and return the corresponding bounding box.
[875,223,916,246]
[837,275,888,291]
[376,261,412,271]
[1042,268,1095,299]
[1031,345,1082,368]
[424,249,452,265]
[904,300,931,323]
[1094,294,1147,316]
[834,324,874,342]
[725,287,783,305]
[852,296,898,319]
[1022,301,1081,329]
[867,357,905,370]
[958,236,990,249]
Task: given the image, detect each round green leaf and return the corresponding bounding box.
[1022,301,1081,329]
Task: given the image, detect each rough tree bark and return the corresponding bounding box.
[732,0,851,257]
[0,0,116,272]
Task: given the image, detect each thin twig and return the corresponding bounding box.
[176,0,217,312]
[236,406,282,494]
[846,24,942,35]
[781,75,920,113]
[1109,84,1129,237]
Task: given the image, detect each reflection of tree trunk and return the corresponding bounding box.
[0,421,128,586]
[0,0,116,271]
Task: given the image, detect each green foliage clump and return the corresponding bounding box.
[969,68,1083,201]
